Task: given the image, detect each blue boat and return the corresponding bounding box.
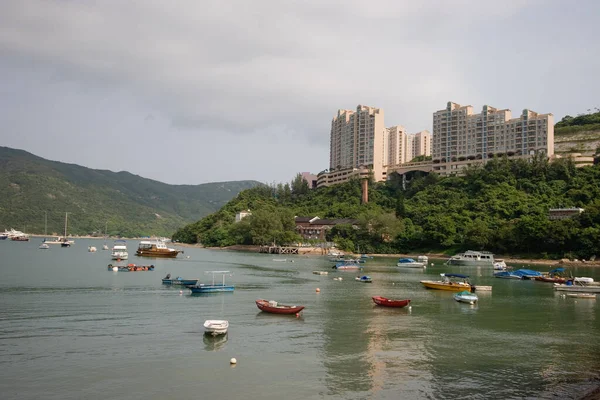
[397,258,425,268]
[494,269,542,280]
[355,275,372,283]
[161,274,198,285]
[333,260,362,270]
[188,271,235,293]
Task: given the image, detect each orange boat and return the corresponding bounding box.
[372,296,411,308]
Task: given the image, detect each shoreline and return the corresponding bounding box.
[173,243,600,267]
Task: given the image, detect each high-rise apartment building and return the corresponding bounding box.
[386,125,407,165]
[328,105,386,181]
[411,130,431,161]
[432,102,553,175]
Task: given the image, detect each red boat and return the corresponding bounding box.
[534,276,568,284]
[372,296,411,308]
[255,299,305,315]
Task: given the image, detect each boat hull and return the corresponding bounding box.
[420,280,473,292]
[454,294,478,304]
[255,299,305,314]
[554,284,600,293]
[397,262,425,268]
[162,279,198,285]
[535,276,568,283]
[189,284,235,293]
[108,264,154,272]
[136,250,179,258]
[203,320,229,336]
[372,296,411,308]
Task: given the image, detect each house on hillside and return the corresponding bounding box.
[295,216,359,241]
[235,209,252,222]
[548,207,584,220]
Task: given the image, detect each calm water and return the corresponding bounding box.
[1,239,599,399]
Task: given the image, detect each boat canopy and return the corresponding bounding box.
[442,273,469,278]
[398,258,416,263]
[514,269,542,276]
[548,267,566,274]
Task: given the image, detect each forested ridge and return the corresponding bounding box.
[174,157,600,260]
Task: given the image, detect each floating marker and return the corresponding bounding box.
[316,288,320,293]
[230,358,237,365]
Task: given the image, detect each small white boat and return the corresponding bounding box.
[397,258,425,268]
[313,271,329,275]
[454,290,478,304]
[203,320,229,336]
[111,240,128,260]
[39,243,50,250]
[493,260,507,270]
[88,246,97,252]
[102,244,109,250]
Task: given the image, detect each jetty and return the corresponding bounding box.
[259,246,299,254]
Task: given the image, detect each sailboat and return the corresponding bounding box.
[44,213,75,245]
[102,221,109,250]
[39,212,50,249]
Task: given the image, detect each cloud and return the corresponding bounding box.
[0,0,598,183]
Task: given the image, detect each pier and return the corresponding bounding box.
[258,246,299,254]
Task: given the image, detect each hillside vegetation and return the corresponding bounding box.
[174,158,600,260]
[0,147,261,237]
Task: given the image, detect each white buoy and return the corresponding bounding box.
[230,358,237,365]
[112,266,118,272]
[179,290,183,295]
[430,262,434,266]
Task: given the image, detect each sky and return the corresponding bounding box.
[0,0,599,186]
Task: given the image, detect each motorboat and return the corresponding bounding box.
[161,274,199,285]
[554,278,600,293]
[39,242,50,249]
[493,260,507,270]
[355,275,372,283]
[88,246,97,253]
[312,271,329,275]
[447,250,494,266]
[397,258,425,268]
[494,269,542,280]
[420,273,474,292]
[136,240,181,258]
[372,296,411,308]
[188,271,234,294]
[454,290,478,304]
[111,240,128,260]
[332,260,362,270]
[43,237,74,245]
[535,267,571,283]
[255,299,305,315]
[203,320,229,336]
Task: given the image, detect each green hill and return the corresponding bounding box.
[0,146,261,237]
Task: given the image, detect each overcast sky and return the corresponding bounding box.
[1,0,598,185]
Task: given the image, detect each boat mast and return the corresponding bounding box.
[64,212,69,238]
[44,211,47,236]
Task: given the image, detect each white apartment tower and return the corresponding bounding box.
[329,105,387,181]
[386,125,407,165]
[411,130,431,161]
[432,102,554,175]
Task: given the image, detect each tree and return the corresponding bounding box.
[291,173,309,197]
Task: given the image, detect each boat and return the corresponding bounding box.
[39,243,50,249]
[88,246,97,253]
[332,259,362,270]
[420,273,474,292]
[535,267,571,283]
[565,293,596,299]
[43,237,74,245]
[312,271,329,275]
[188,271,234,293]
[494,269,542,280]
[102,244,109,250]
[108,263,155,272]
[372,296,411,308]
[111,240,128,260]
[493,260,507,270]
[397,258,425,268]
[355,275,372,283]
[446,250,494,266]
[203,320,229,336]
[255,299,305,315]
[136,240,181,258]
[161,274,199,285]
[554,278,600,293]
[11,234,30,241]
[454,290,478,304]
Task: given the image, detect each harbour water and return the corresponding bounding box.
[1,239,599,399]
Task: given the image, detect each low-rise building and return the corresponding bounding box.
[548,208,584,220]
[295,216,359,241]
[235,209,252,222]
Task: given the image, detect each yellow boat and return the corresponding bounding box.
[420,273,473,292]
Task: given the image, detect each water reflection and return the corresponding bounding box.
[203,332,228,351]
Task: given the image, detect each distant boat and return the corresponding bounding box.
[111,240,128,260]
[420,273,474,292]
[454,290,478,304]
[108,263,155,272]
[39,243,50,250]
[355,275,372,283]
[88,246,97,253]
[333,260,362,270]
[136,240,181,258]
[372,296,411,308]
[397,258,426,268]
[203,320,229,336]
[255,299,305,315]
[188,271,234,294]
[446,250,494,266]
[161,274,199,286]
